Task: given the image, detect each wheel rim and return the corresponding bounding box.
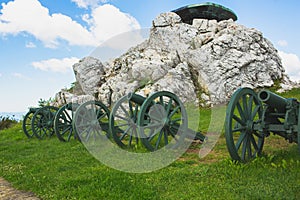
[297,109,300,153]
[225,88,264,162]
[109,95,141,150]
[138,91,188,151]
[22,109,36,138]
[54,103,78,142]
[73,101,110,142]
[31,106,59,139]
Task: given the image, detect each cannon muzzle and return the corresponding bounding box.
[258,90,288,113]
[127,93,147,106]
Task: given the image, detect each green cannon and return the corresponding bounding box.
[22,101,110,142]
[225,87,300,162]
[54,101,110,142]
[23,91,205,152]
[23,106,59,139]
[109,91,205,151]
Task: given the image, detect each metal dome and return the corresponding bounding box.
[172,2,238,24]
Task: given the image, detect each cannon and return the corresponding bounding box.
[23,91,205,152]
[22,107,40,138]
[23,101,110,142]
[23,106,59,139]
[53,101,110,142]
[225,87,300,162]
[109,91,205,151]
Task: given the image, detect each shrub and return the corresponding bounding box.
[0,116,17,130]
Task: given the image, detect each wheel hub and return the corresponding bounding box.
[246,120,254,134]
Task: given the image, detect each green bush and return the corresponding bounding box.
[0,116,17,130]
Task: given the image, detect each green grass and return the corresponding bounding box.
[1,88,300,199]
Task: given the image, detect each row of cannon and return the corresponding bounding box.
[23,91,205,152]
[23,88,300,162]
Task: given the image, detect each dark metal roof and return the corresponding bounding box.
[172,2,238,24]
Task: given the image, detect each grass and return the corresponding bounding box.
[1,88,300,199]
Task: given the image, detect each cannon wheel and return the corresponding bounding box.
[138,91,188,151]
[31,106,59,139]
[225,88,264,162]
[109,95,141,149]
[298,108,300,154]
[54,103,79,142]
[22,109,36,138]
[73,101,110,142]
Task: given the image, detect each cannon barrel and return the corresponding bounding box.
[258,90,288,113]
[127,92,147,106]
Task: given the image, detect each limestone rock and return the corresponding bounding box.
[153,12,182,27]
[73,56,105,96]
[63,12,294,107]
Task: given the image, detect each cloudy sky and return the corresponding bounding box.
[0,0,300,112]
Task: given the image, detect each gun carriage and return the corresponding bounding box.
[22,91,205,151]
[225,87,300,162]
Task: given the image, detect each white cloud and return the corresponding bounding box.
[12,72,31,80]
[25,41,36,48]
[278,51,300,82]
[71,0,108,9]
[89,4,141,44]
[0,0,140,48]
[277,40,288,47]
[31,57,79,73]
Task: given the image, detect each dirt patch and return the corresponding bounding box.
[0,177,39,200]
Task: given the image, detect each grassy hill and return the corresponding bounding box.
[0,88,300,199]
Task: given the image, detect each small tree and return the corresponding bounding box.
[38,97,53,107]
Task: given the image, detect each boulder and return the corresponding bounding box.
[64,12,294,107]
[73,56,105,96]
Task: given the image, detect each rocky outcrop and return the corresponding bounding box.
[60,12,293,107]
[73,57,106,96]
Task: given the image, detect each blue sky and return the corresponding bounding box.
[0,0,300,112]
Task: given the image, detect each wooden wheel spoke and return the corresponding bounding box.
[246,138,252,159]
[169,127,179,140]
[163,130,169,145]
[233,114,246,126]
[168,106,180,118]
[155,129,164,150]
[232,126,246,133]
[241,135,248,161]
[171,117,182,123]
[120,105,129,118]
[252,131,263,139]
[128,128,135,147]
[236,102,246,121]
[242,95,249,116]
[64,111,72,121]
[251,105,260,120]
[67,129,73,141]
[133,128,139,144]
[60,127,71,136]
[128,101,133,116]
[97,112,107,121]
[159,96,164,105]
[249,134,259,151]
[166,98,173,114]
[235,132,246,150]
[134,104,139,118]
[248,95,253,115]
[115,114,129,121]
[147,129,157,142]
[143,123,162,129]
[119,126,131,140]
